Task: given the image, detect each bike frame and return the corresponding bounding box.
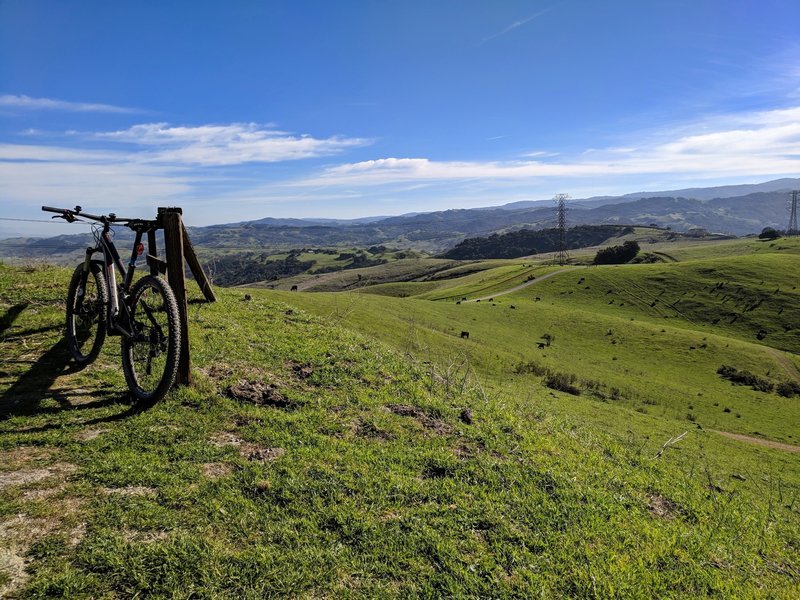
[42,205,161,339]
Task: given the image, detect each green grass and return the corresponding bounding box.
[272,286,799,444]
[503,253,800,354]
[247,257,460,292]
[1,252,800,597]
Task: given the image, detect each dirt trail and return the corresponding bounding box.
[711,430,800,453]
[471,267,578,302]
[765,347,800,382]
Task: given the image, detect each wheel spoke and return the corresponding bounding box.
[125,281,174,397]
[68,268,104,362]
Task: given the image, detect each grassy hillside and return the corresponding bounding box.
[1,242,799,596]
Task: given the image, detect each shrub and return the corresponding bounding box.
[717,365,774,393]
[776,381,800,398]
[514,361,548,376]
[544,372,581,395]
[758,227,781,240]
[593,241,640,265]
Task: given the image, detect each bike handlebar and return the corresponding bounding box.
[41,205,156,228]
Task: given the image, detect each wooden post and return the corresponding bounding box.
[160,208,192,386]
[182,227,216,302]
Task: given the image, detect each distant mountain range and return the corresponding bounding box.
[2,178,799,260]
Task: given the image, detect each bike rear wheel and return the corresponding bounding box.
[66,262,108,366]
[121,275,181,404]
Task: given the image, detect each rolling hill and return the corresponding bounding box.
[1,235,798,596]
[2,179,798,264]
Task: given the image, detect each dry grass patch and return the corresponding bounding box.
[101,486,157,497]
[74,426,107,441]
[0,462,76,492]
[201,462,235,479]
[0,496,85,597]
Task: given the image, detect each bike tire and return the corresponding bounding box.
[65,262,108,366]
[121,275,181,405]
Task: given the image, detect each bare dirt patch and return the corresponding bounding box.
[0,496,85,597]
[0,446,52,470]
[711,430,800,453]
[226,380,296,409]
[288,361,315,380]
[21,486,64,501]
[242,445,285,462]
[209,433,284,462]
[385,403,451,435]
[353,418,392,440]
[210,432,245,447]
[0,515,51,597]
[0,462,76,492]
[200,462,235,479]
[647,493,681,519]
[202,363,235,380]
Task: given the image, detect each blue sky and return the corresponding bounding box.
[2,0,800,236]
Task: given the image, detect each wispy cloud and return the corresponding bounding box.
[0,121,371,222]
[293,104,800,186]
[482,8,553,43]
[5,104,800,227]
[0,94,141,114]
[96,122,370,165]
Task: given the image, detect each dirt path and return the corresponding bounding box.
[710,430,800,453]
[765,347,800,383]
[471,267,578,302]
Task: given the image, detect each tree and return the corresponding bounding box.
[758,227,781,240]
[593,241,640,265]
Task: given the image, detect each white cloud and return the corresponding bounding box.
[0,94,140,114]
[4,103,800,228]
[0,121,370,226]
[295,104,800,187]
[96,122,370,165]
[0,143,128,163]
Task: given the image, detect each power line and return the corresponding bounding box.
[0,217,91,225]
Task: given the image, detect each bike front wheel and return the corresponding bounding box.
[66,262,108,366]
[121,275,181,404]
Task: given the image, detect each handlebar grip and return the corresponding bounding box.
[41,206,66,214]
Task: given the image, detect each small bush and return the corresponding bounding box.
[514,361,548,376]
[545,372,581,395]
[717,365,774,393]
[776,381,800,398]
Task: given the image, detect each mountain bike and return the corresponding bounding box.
[42,205,181,404]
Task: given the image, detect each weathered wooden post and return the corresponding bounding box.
[182,226,216,302]
[160,207,192,386]
[155,207,217,387]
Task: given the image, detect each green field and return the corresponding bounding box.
[1,236,799,597]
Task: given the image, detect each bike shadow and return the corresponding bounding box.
[0,337,142,424]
